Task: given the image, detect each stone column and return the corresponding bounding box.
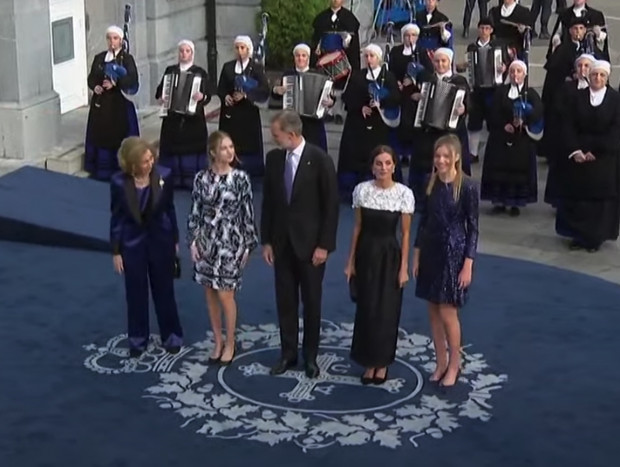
[0,0,60,160]
[215,0,260,71]
[351,0,375,46]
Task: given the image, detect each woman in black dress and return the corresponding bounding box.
[156,40,212,189]
[555,60,620,252]
[480,60,543,216]
[413,134,479,387]
[85,25,139,181]
[271,43,334,151]
[345,145,414,384]
[337,43,400,198]
[217,35,269,177]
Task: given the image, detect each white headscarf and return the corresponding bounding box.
[434,47,454,63]
[293,43,311,56]
[591,60,611,75]
[177,39,195,71]
[364,44,384,62]
[401,23,420,56]
[508,60,528,99]
[234,35,254,57]
[104,26,124,61]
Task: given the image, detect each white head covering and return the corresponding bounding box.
[234,35,254,57]
[293,43,311,56]
[509,59,528,75]
[591,60,611,75]
[364,44,384,61]
[105,25,124,40]
[178,39,195,56]
[434,47,454,63]
[401,23,420,40]
[575,53,595,66]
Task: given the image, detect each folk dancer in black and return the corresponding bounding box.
[337,44,400,200]
[555,60,620,252]
[271,43,335,152]
[488,0,533,61]
[410,48,469,210]
[155,40,212,189]
[85,25,139,181]
[217,35,269,177]
[415,0,453,52]
[462,0,490,39]
[387,23,433,171]
[455,18,509,163]
[540,16,602,159]
[480,60,543,216]
[312,0,361,122]
[549,0,609,61]
[544,53,595,207]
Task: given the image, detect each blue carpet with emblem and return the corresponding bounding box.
[0,187,619,467]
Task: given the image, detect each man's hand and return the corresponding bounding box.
[312,247,328,267]
[262,244,274,266]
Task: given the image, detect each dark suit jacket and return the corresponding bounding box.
[110,165,179,255]
[260,142,339,260]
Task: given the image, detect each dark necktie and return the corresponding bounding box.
[284,151,295,202]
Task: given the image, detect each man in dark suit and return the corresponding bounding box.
[260,110,339,378]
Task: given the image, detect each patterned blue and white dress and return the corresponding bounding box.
[187,168,258,290]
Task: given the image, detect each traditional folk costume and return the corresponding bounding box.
[156,40,212,189]
[85,26,139,181]
[271,44,330,151]
[414,1,453,52]
[555,60,620,251]
[488,0,533,61]
[337,44,400,198]
[480,60,543,216]
[544,54,595,206]
[217,36,269,177]
[410,48,470,208]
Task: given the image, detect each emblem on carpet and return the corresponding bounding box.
[84,319,507,451]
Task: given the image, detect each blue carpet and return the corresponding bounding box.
[0,190,619,467]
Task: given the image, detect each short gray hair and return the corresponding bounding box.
[271,110,303,135]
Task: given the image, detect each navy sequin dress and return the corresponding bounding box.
[415,177,479,307]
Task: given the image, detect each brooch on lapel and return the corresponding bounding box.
[159,177,165,188]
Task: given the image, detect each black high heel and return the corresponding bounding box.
[208,343,224,364]
[220,344,236,366]
[360,370,374,385]
[372,368,389,385]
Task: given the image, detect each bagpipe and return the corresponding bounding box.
[367,65,400,128]
[318,31,353,55]
[233,72,268,104]
[105,5,139,98]
[254,13,269,68]
[512,38,543,143]
[384,21,396,71]
[418,21,453,57]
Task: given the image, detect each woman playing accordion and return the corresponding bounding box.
[271,43,334,152]
[155,40,212,189]
[555,60,620,252]
[217,35,269,177]
[85,26,139,181]
[337,44,400,199]
[480,60,543,217]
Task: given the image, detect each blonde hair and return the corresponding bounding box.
[426,134,464,201]
[207,131,241,166]
[117,137,157,175]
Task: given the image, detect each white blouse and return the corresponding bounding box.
[352,181,415,214]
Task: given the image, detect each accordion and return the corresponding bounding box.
[159,72,202,117]
[467,47,504,88]
[414,80,466,131]
[283,72,333,119]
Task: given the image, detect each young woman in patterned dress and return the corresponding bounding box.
[187,131,259,364]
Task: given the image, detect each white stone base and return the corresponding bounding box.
[0,93,61,161]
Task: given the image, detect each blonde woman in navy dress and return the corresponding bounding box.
[345,145,415,385]
[187,131,259,364]
[156,40,212,189]
[85,26,139,180]
[413,134,479,387]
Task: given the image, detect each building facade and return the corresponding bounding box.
[0,0,372,164]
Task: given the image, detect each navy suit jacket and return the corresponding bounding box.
[110,165,179,255]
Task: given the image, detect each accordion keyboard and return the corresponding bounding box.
[413,81,431,128]
[187,76,202,114]
[159,74,174,117]
[283,75,295,110]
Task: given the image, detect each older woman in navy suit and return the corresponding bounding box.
[110,136,184,358]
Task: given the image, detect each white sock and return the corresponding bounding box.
[468,131,481,157]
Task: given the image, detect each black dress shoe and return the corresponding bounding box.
[270,359,297,375]
[129,348,144,358]
[220,345,236,366]
[166,346,181,355]
[304,361,320,379]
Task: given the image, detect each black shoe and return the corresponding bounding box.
[129,348,144,358]
[270,359,297,375]
[373,368,388,385]
[491,205,506,215]
[166,346,181,355]
[509,207,520,217]
[360,372,374,385]
[304,361,320,379]
[462,29,469,39]
[208,343,224,364]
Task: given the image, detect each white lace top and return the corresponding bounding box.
[352,181,415,214]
